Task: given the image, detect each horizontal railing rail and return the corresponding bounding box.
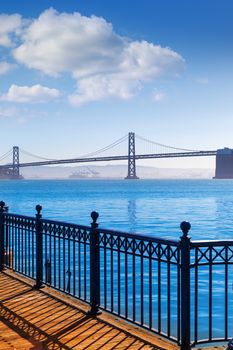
[0,200,232,349]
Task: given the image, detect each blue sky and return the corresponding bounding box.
[0,0,232,169]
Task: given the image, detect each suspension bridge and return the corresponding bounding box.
[0,132,231,179]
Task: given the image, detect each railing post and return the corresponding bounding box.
[180,221,191,350]
[34,204,43,289]
[88,211,101,315]
[0,201,6,271]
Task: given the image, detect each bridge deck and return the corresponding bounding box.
[0,270,226,350]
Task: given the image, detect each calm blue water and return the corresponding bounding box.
[1,179,233,240]
[2,179,233,344]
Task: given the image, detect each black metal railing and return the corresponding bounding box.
[0,200,232,349]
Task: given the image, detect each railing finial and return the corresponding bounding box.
[91,211,99,224]
[35,204,42,216]
[0,201,5,211]
[180,221,191,238]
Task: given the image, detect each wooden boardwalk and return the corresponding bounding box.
[0,271,178,350]
[0,271,227,350]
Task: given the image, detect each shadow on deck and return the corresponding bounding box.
[0,270,179,350]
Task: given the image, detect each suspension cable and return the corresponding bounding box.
[19,134,128,162]
[135,134,199,152]
[0,149,13,162]
[78,135,128,158]
[20,149,58,161]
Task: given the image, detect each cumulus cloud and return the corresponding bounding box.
[0,61,16,75]
[14,9,124,77]
[69,75,140,106]
[0,14,22,47]
[11,8,184,105]
[1,84,60,103]
[12,9,184,105]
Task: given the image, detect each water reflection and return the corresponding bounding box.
[127,199,137,232]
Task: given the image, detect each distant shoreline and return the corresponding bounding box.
[17,164,214,180]
[0,177,219,181]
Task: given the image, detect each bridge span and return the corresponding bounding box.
[15,150,217,167]
[0,133,231,179]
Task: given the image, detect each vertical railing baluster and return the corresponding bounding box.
[194,247,198,343]
[63,226,65,291]
[125,238,128,320]
[58,227,61,290]
[34,205,43,289]
[73,229,76,296]
[13,218,16,271]
[177,247,181,343]
[158,243,161,333]
[140,241,144,326]
[27,221,30,274]
[45,258,51,284]
[132,238,136,322]
[209,247,212,341]
[54,225,56,287]
[21,218,23,272]
[149,242,152,329]
[0,201,6,271]
[110,239,113,312]
[84,233,86,300]
[88,211,101,315]
[32,223,34,278]
[67,226,71,293]
[104,233,107,309]
[167,245,171,338]
[118,236,121,315]
[180,221,191,350]
[225,245,228,341]
[78,231,81,297]
[25,219,27,274]
[49,224,52,285]
[17,219,20,271]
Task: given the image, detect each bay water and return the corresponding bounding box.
[1,179,233,240]
[1,179,233,343]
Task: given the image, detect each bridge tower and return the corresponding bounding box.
[125,132,139,180]
[214,148,233,179]
[12,146,20,179]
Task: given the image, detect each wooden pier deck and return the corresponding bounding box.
[0,270,179,350]
[0,271,226,350]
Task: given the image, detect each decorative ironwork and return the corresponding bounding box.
[3,202,233,349]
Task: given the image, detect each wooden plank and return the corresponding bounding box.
[0,270,223,350]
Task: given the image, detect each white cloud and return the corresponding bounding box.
[12,8,184,105]
[1,84,60,103]
[0,106,19,118]
[0,61,16,75]
[196,77,209,85]
[153,91,166,102]
[0,14,22,47]
[69,75,140,106]
[14,9,124,77]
